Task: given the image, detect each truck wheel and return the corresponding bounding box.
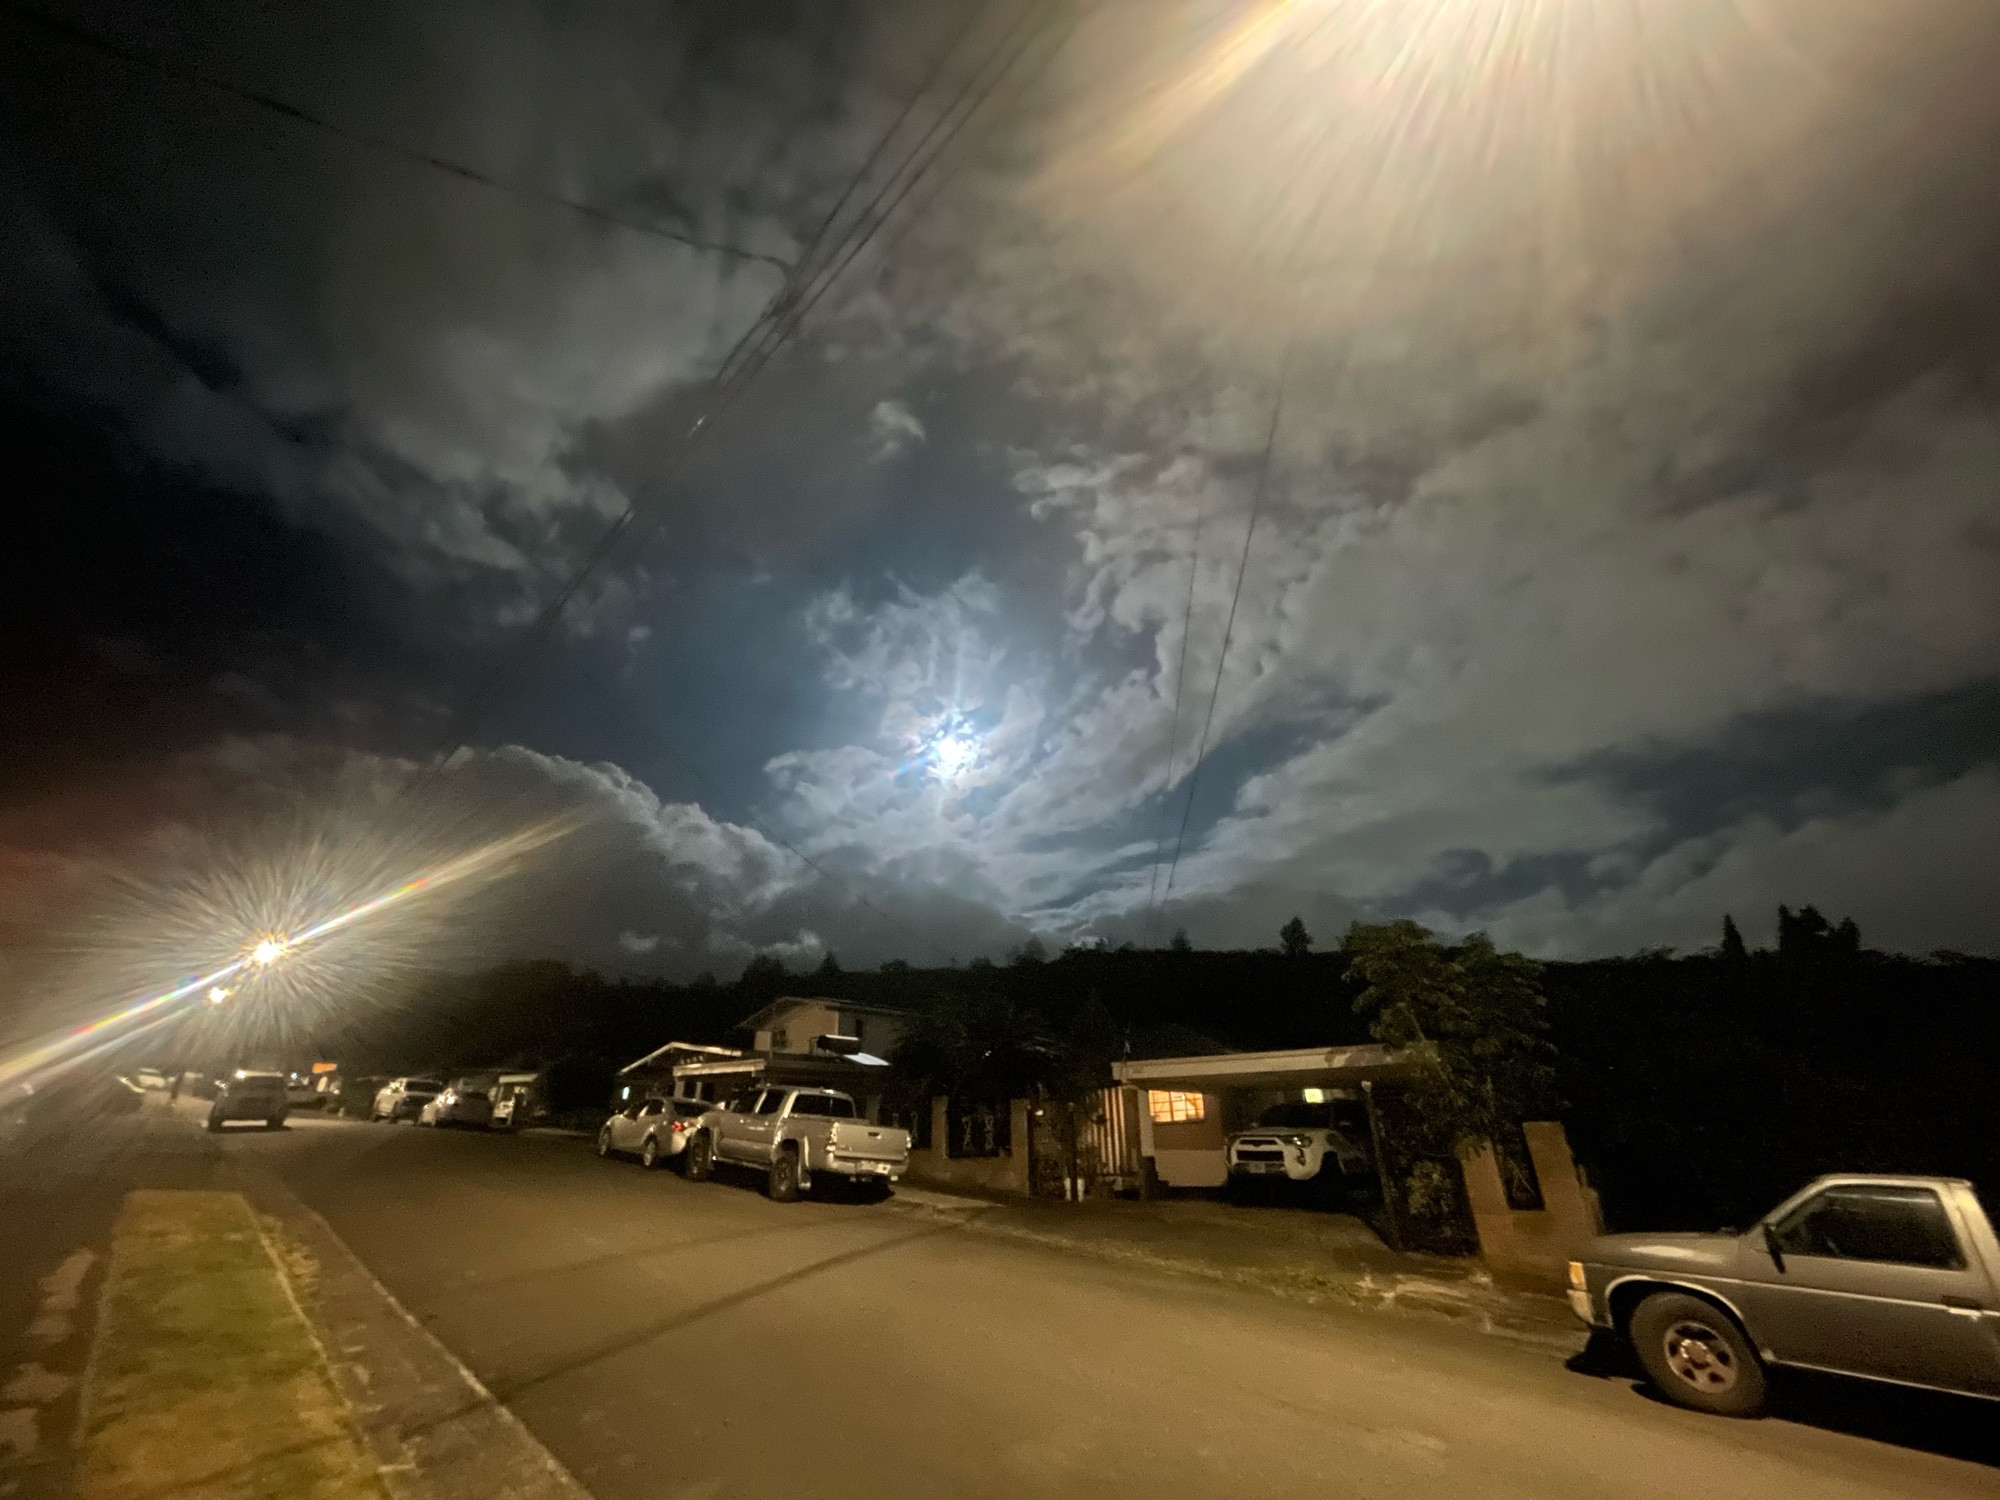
[767,1147,801,1202]
[684,1132,715,1181]
[640,1135,661,1170]
[1629,1292,1766,1417]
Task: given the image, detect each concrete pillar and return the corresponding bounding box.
[1458,1140,1518,1266]
[930,1095,950,1159]
[1009,1098,1032,1193]
[1523,1120,1603,1239]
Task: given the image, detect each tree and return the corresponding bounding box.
[1280,916,1313,957]
[1341,920,1556,1162]
[1719,914,1747,961]
[1012,936,1049,967]
[1778,904,1861,962]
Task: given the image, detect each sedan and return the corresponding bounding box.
[598,1096,711,1169]
[419,1083,493,1128]
[372,1076,444,1122]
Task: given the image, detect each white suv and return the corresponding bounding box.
[1226,1100,1372,1193]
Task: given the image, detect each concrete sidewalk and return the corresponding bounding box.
[891,1188,1578,1346]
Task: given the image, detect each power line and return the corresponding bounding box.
[1142,499,1206,929]
[714,0,1067,394]
[424,1,1068,777]
[0,1,792,270]
[1159,329,1296,905]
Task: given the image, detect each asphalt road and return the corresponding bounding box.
[169,1110,1994,1500]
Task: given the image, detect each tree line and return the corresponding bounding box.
[321,907,2000,1234]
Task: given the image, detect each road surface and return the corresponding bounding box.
[252,1111,2000,1500]
[8,1106,1999,1500]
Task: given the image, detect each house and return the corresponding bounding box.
[737,996,906,1060]
[1111,1044,1409,1189]
[615,1040,744,1105]
[613,997,910,1123]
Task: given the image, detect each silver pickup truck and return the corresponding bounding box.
[1570,1174,2000,1416]
[683,1085,910,1201]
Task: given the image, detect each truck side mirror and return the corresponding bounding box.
[1761,1221,1786,1273]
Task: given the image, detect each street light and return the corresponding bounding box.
[248,936,288,967]
[207,987,232,1005]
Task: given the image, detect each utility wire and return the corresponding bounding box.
[0,1,791,270]
[714,0,1064,394]
[1159,330,1296,904]
[1141,500,1206,929]
[411,1,1051,788]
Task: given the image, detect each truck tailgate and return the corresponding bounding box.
[828,1121,909,1163]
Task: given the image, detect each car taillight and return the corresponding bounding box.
[670,1120,686,1132]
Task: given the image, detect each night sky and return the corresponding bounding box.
[4,0,2000,984]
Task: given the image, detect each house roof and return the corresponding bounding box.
[734,995,909,1033]
[618,1040,744,1076]
[1112,1044,1407,1092]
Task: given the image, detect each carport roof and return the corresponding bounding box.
[1112,1044,1407,1093]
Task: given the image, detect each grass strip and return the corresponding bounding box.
[77,1190,386,1500]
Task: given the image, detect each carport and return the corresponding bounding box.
[1111,1044,1409,1191]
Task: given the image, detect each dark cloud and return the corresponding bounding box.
[2,0,1999,986]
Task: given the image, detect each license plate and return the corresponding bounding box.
[1245,1162,1282,1174]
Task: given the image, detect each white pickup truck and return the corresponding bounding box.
[683,1085,909,1201]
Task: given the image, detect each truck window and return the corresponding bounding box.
[789,1095,825,1116]
[824,1095,857,1119]
[1771,1185,1965,1269]
[755,1089,788,1116]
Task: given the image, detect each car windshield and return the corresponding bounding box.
[407,1080,443,1093]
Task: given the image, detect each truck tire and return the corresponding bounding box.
[767,1146,801,1202]
[640,1135,661,1170]
[684,1132,715,1182]
[1628,1292,1766,1417]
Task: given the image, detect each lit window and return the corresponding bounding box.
[1302,1087,1326,1104]
[1147,1090,1206,1123]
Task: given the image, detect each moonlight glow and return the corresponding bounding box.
[930,733,979,782]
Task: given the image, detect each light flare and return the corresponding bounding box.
[0,814,577,1093]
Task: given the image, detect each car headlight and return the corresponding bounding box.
[1567,1260,1587,1291]
[1278,1132,1313,1147]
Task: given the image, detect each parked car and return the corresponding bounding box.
[684,1086,909,1201]
[1570,1174,2000,1416]
[1225,1099,1372,1194]
[334,1075,385,1118]
[419,1080,494,1128]
[207,1070,289,1131]
[596,1095,712,1168]
[488,1072,541,1130]
[371,1077,444,1122]
[285,1073,329,1110]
